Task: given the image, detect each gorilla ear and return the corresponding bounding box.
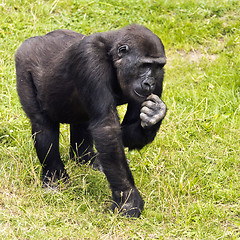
[117,45,129,58]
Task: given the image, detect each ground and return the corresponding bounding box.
[0,0,239,239]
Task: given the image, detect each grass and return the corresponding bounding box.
[0,0,239,239]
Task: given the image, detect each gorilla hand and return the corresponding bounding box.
[140,94,167,128]
[111,187,144,218]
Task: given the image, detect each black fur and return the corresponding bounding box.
[15,24,167,217]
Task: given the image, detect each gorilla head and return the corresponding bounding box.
[111,25,166,102]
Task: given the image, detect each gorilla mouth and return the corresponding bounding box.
[134,90,148,99]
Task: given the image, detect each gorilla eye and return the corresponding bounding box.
[117,45,129,57]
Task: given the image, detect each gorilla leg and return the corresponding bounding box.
[31,115,68,187]
[70,123,96,164]
[16,69,68,187]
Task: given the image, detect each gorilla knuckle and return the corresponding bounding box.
[141,106,152,115]
[142,100,155,109]
[140,112,148,121]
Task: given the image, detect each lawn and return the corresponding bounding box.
[0,0,239,239]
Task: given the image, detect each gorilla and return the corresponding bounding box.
[15,24,167,217]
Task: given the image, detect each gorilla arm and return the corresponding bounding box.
[89,105,144,217]
[121,94,167,150]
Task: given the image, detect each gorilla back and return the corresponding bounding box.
[15,24,167,218]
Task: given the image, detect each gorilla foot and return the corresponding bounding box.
[111,187,144,218]
[42,169,69,189]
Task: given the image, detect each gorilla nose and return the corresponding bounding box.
[141,78,155,92]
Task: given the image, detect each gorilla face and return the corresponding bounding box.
[113,30,166,102]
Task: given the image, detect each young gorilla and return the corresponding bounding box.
[15,24,167,218]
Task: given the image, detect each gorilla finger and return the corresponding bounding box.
[153,112,165,122]
[149,117,159,125]
[142,100,166,115]
[140,112,149,122]
[141,100,155,110]
[149,97,167,113]
[159,101,167,113]
[145,95,167,111]
[140,113,159,128]
[141,121,149,128]
[147,94,161,103]
[141,117,158,128]
[140,106,155,116]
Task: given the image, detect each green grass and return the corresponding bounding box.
[0,0,239,239]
